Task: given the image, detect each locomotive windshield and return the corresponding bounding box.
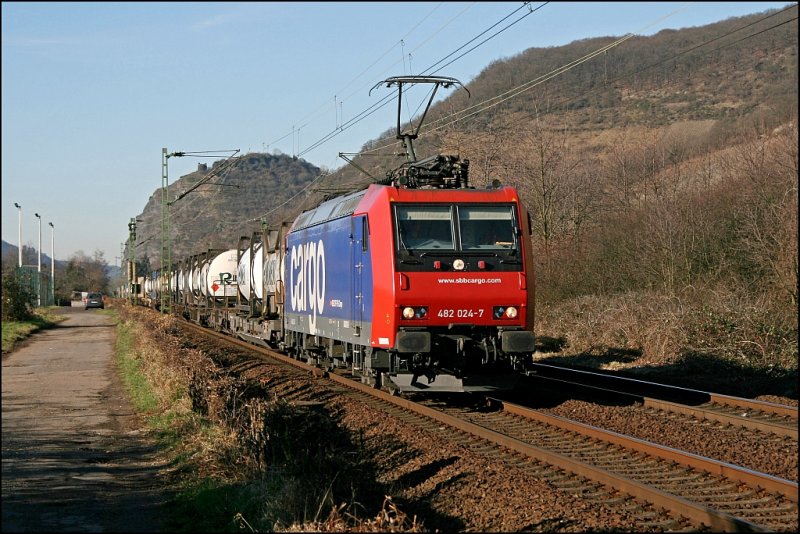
[458,206,515,250]
[396,206,455,250]
[395,204,518,255]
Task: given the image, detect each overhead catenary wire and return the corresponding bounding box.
[356,32,643,158]
[239,3,691,227]
[448,5,800,146]
[295,2,545,160]
[218,171,330,228]
[170,150,242,205]
[424,1,548,76]
[132,150,243,248]
[263,2,453,152]
[358,3,797,158]
[133,4,547,258]
[367,3,693,154]
[216,150,345,227]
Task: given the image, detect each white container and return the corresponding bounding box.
[206,249,238,298]
[252,243,264,300]
[199,260,211,296]
[146,277,156,299]
[264,249,281,296]
[237,246,252,301]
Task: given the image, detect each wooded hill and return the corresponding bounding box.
[131,154,319,266]
[130,5,798,379]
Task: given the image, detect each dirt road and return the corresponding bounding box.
[2,307,170,533]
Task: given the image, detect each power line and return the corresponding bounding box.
[286,2,542,158]
[140,5,798,249]
[264,2,451,151]
[297,2,549,159]
[460,5,799,141]
[424,2,548,76]
[170,151,241,205]
[360,3,797,158]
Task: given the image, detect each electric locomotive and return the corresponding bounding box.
[283,166,535,392]
[280,76,535,392]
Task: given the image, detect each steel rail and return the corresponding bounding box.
[326,373,771,532]
[530,362,798,419]
[494,398,798,503]
[530,373,798,439]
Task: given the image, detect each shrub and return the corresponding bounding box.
[1,273,34,321]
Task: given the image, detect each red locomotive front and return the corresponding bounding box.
[357,183,535,392]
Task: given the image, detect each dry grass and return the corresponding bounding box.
[276,496,422,533]
[116,302,419,532]
[538,285,797,366]
[118,306,245,482]
[535,285,798,397]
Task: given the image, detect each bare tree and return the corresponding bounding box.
[61,250,110,295]
[502,115,601,284]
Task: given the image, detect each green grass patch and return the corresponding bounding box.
[114,319,159,414]
[112,313,241,530]
[1,307,66,353]
[167,479,273,533]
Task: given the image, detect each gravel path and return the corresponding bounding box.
[2,307,172,533]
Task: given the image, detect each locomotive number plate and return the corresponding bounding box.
[437,308,485,318]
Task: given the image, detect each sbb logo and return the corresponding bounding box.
[289,240,326,333]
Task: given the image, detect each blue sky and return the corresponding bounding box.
[2,1,792,265]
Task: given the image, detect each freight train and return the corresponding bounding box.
[124,76,536,393]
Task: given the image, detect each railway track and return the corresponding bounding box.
[178,319,799,531]
[440,397,798,531]
[524,363,798,439]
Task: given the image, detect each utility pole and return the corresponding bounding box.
[35,212,42,307]
[49,222,54,306]
[120,243,125,298]
[159,147,238,313]
[14,203,22,267]
[128,218,137,304]
[161,148,171,313]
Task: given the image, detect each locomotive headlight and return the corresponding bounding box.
[493,306,519,319]
[452,258,465,271]
[402,306,428,319]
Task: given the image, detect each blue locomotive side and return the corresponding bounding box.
[284,213,374,346]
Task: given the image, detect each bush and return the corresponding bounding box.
[1,273,34,321]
